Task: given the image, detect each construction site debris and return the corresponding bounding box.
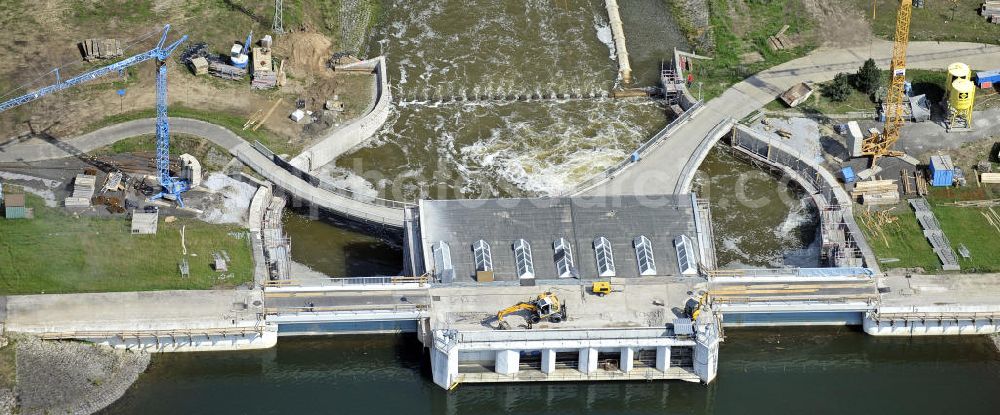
[852,179,899,205]
[767,25,795,51]
[779,82,814,107]
[65,173,96,207]
[290,109,305,122]
[982,173,1000,184]
[79,38,123,61]
[209,62,247,80]
[189,57,209,75]
[982,2,1000,24]
[130,209,159,235]
[910,198,961,270]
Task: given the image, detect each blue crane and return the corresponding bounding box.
[0,25,191,206]
[230,30,253,69]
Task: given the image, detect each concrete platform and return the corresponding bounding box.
[427,278,704,331]
[4,289,263,333]
[880,273,1000,312]
[457,366,700,384]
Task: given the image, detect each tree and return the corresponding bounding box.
[822,73,853,102]
[855,58,882,95]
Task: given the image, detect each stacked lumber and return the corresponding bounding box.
[984,2,1000,23]
[79,39,123,61]
[852,180,899,205]
[982,173,1000,184]
[209,62,246,80]
[767,25,795,51]
[65,174,96,207]
[251,71,277,90]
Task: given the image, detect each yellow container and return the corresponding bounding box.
[950,78,976,110]
[947,62,971,83]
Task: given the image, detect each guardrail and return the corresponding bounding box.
[264,275,428,288]
[566,100,703,196]
[251,140,414,210]
[673,117,736,194]
[265,304,426,314]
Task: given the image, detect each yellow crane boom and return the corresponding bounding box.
[862,0,912,165]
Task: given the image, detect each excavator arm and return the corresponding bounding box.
[496,303,537,330]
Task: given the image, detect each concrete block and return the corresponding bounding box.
[431,346,458,389]
[541,349,556,374]
[495,349,520,375]
[620,347,634,373]
[656,346,671,372]
[579,347,598,374]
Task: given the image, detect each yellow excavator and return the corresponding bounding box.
[684,292,709,320]
[495,292,567,330]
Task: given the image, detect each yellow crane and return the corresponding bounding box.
[495,292,567,330]
[862,0,913,165]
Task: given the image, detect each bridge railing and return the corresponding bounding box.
[265,275,429,288]
[265,304,426,314]
[564,100,703,196]
[251,140,415,210]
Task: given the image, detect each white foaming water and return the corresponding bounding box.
[594,20,616,61]
[775,197,815,240]
[313,165,380,200]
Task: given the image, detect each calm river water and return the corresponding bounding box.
[104,329,1000,414]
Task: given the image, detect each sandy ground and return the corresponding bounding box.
[0,4,373,152]
[801,0,874,47]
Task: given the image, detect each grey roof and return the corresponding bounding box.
[417,195,700,283]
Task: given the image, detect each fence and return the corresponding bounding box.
[251,140,414,210]
[265,275,428,288]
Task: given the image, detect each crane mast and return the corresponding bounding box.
[0,25,189,206]
[862,0,912,165]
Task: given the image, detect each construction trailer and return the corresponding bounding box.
[929,155,956,187]
[131,209,159,235]
[977,70,1000,89]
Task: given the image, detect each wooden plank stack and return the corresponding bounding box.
[852,179,900,205]
[983,2,1000,24]
[208,62,246,80]
[982,173,1000,184]
[79,39,123,61]
[767,25,795,51]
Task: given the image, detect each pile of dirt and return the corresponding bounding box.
[280,32,334,79]
[801,0,873,47]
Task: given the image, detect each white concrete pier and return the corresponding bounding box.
[429,323,720,390]
[604,0,632,84]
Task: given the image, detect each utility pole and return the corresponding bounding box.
[272,0,284,34]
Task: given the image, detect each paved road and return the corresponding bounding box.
[586,40,1000,197]
[0,117,405,227]
[264,289,429,311]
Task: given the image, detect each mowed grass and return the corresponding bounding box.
[854,0,1000,44]
[858,183,1000,272]
[857,206,940,271]
[0,194,253,294]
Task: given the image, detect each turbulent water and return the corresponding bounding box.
[319,0,682,201]
[694,149,820,268]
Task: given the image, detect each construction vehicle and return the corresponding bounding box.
[683,292,709,320]
[861,0,913,165]
[0,25,190,206]
[590,281,623,296]
[495,292,567,330]
[231,31,253,69]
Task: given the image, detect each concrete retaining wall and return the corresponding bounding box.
[291,56,392,172]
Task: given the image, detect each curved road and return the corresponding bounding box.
[584,40,1000,197]
[2,41,998,231]
[0,117,406,227]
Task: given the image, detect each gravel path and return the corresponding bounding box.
[14,336,149,415]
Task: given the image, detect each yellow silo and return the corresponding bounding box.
[946,62,971,101]
[948,78,976,129]
[950,78,976,110]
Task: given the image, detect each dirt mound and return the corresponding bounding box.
[280,32,334,78]
[801,0,873,47]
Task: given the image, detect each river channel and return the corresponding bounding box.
[102,2,998,413]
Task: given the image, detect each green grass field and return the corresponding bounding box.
[853,0,1000,44]
[858,184,1000,272]
[857,207,941,271]
[0,194,253,295]
[690,0,817,101]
